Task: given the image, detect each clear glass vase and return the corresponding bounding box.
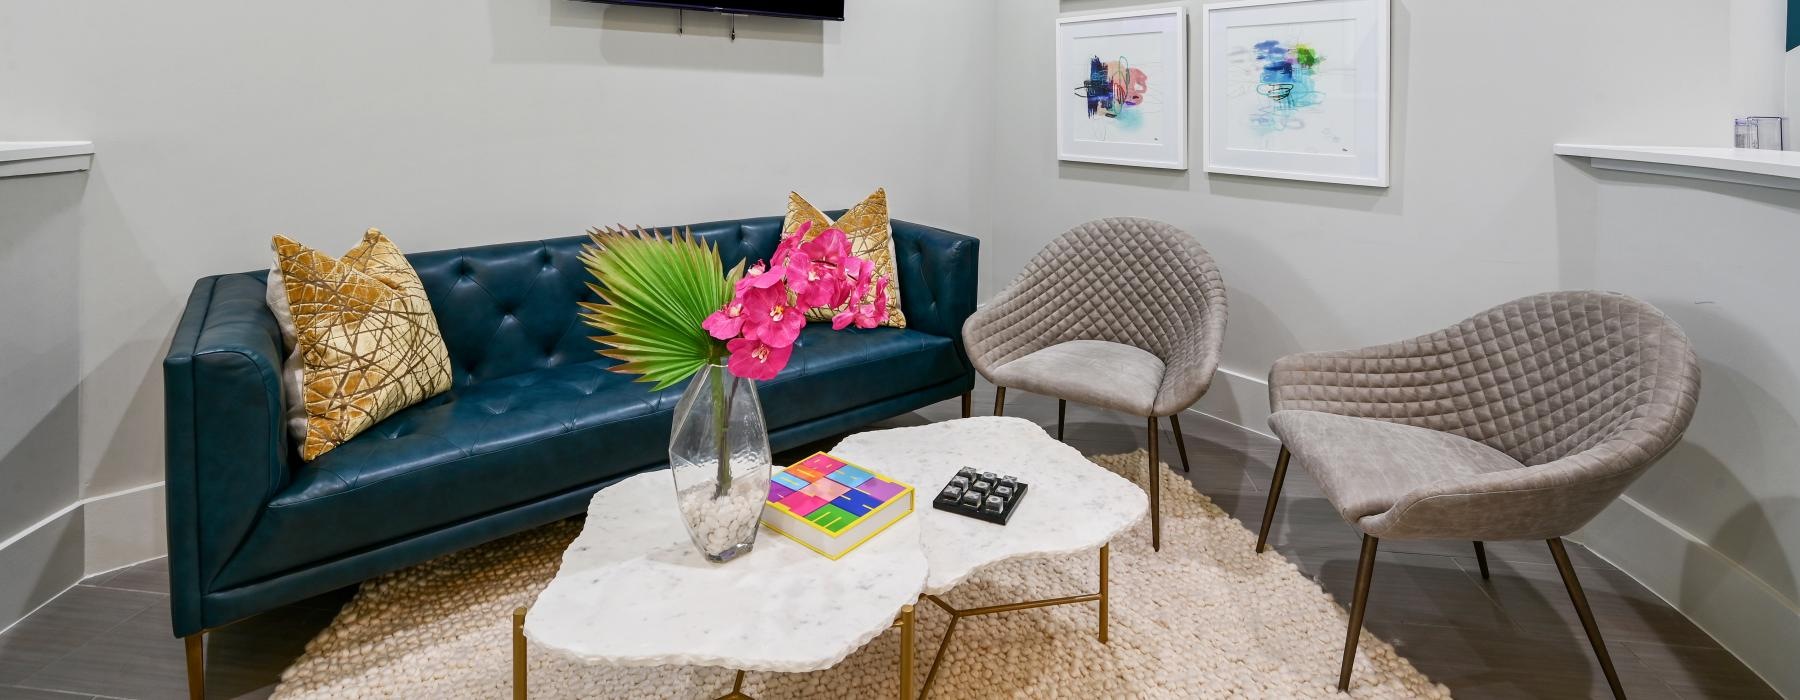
[668,364,773,563]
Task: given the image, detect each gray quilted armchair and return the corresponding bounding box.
[963,217,1228,551]
[1257,291,1700,697]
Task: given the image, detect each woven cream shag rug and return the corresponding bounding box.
[273,452,1449,699]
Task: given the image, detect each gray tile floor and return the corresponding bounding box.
[0,382,1779,698]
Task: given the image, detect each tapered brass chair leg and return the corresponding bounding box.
[1168,414,1191,473]
[960,392,972,419]
[1056,399,1067,441]
[1550,539,1627,699]
[1147,417,1161,552]
[1255,447,1291,553]
[1473,541,1491,579]
[993,387,1006,417]
[1339,534,1379,692]
[184,632,205,700]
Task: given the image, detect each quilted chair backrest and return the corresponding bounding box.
[1384,291,1699,467]
[975,217,1226,370]
[408,217,786,386]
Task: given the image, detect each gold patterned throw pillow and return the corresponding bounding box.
[787,189,906,328]
[266,229,453,461]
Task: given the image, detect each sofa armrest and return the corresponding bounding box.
[890,220,980,357]
[163,273,293,636]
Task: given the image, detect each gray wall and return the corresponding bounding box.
[991,0,1794,693]
[0,0,996,625]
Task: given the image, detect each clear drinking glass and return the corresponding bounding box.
[668,364,772,563]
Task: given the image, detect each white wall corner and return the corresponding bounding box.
[1574,496,1800,696]
[0,481,167,633]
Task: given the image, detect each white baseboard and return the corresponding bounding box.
[0,481,167,633]
[0,506,84,634]
[1187,366,1274,439]
[1574,496,1799,697]
[82,482,166,576]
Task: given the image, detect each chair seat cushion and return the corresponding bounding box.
[987,340,1165,415]
[211,324,963,589]
[1268,410,1525,525]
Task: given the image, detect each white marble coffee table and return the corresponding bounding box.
[514,417,1147,699]
[520,470,927,699]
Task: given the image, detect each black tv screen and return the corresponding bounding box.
[580,0,844,21]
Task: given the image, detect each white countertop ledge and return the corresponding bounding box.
[1555,143,1800,191]
[0,141,95,178]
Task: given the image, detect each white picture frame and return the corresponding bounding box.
[1202,0,1390,187]
[1056,7,1189,170]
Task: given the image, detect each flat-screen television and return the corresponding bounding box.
[578,0,845,21]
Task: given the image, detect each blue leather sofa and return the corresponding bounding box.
[162,216,978,653]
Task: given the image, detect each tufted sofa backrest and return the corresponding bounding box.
[408,217,787,387]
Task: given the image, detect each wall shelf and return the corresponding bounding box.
[0,141,94,178]
[1554,144,1800,191]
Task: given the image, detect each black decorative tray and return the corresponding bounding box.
[930,467,1029,525]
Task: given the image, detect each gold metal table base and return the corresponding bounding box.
[719,670,751,700]
[510,604,917,700]
[916,544,1110,699]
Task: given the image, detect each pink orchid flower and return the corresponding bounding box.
[726,337,793,381]
[713,221,890,381]
[739,285,804,347]
[795,228,851,307]
[742,260,786,291]
[701,298,747,340]
[781,241,826,299]
[766,221,810,271]
[804,227,851,267]
[832,276,890,330]
[870,276,891,324]
[826,257,871,310]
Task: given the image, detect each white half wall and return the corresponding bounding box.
[1556,160,1800,695]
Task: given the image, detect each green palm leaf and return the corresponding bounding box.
[579,226,744,391]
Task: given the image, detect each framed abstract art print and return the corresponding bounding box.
[1202,0,1390,186]
[1056,7,1188,170]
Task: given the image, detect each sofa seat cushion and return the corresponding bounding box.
[212,324,963,589]
[759,325,963,427]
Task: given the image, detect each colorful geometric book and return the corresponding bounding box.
[761,452,914,560]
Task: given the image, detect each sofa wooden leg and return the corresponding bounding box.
[185,631,206,700]
[514,607,528,699]
[1474,541,1491,579]
[1255,446,1291,553]
[1146,416,1161,552]
[1056,399,1067,440]
[1339,534,1379,692]
[993,387,1006,417]
[961,391,972,419]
